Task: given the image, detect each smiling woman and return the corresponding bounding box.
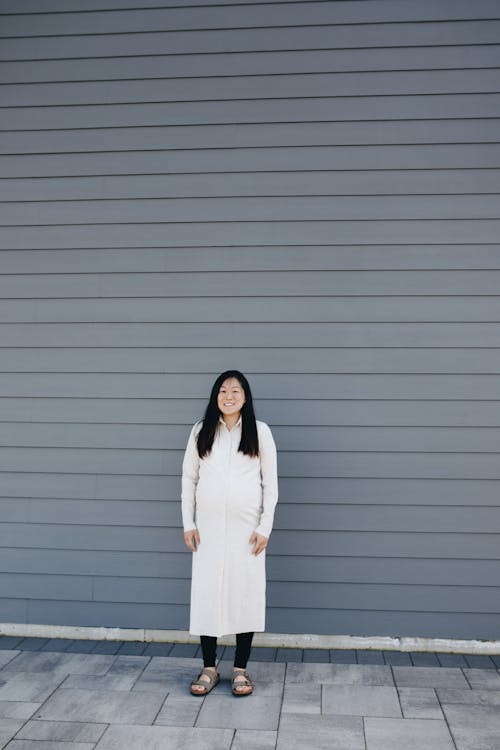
[181,370,279,696]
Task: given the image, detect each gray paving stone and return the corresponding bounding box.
[5,741,95,749]
[286,662,393,686]
[0,672,67,702]
[357,650,384,664]
[154,695,201,726]
[116,641,147,656]
[276,713,365,750]
[35,687,165,724]
[442,703,500,750]
[0,637,23,650]
[398,687,443,719]
[40,639,72,652]
[0,717,24,747]
[143,642,175,656]
[281,682,321,714]
[232,729,277,750]
[330,649,357,663]
[65,639,101,653]
[17,638,49,651]
[492,655,500,669]
[393,666,468,688]
[16,718,107,742]
[436,652,468,668]
[94,724,234,749]
[383,651,412,666]
[220,645,235,662]
[169,643,199,658]
[91,640,122,654]
[0,700,40,719]
[61,672,139,691]
[250,648,277,662]
[0,650,19,669]
[107,654,150,676]
[365,717,455,750]
[438,688,500,706]
[196,694,282,730]
[276,648,302,662]
[410,652,440,667]
[132,656,200,697]
[322,685,401,718]
[464,654,497,669]
[302,648,330,662]
[464,667,500,689]
[1,651,115,676]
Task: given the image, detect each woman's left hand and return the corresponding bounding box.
[249,531,268,556]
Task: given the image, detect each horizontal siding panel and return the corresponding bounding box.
[18,597,500,638]
[2,398,500,430]
[4,69,500,107]
[3,96,500,131]
[0,548,189,579]
[91,576,500,614]
[1,523,498,559]
[2,20,500,60]
[270,556,500,587]
[2,471,500,507]
[1,372,500,400]
[3,345,500,370]
[3,195,500,225]
[2,548,500,587]
[3,271,500,298]
[4,1,500,35]
[1,447,500,479]
[2,46,500,83]
[3,0,500,21]
[3,423,500,454]
[269,582,500,613]
[3,220,500,249]
[3,147,500,181]
[0,573,92,600]
[93,576,187,605]
[25,599,186,629]
[1,246,499,273]
[1,170,500,201]
[265,609,500,639]
[2,497,500,533]
[4,121,500,155]
[1,322,499,347]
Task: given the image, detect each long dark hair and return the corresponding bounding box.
[196,370,259,458]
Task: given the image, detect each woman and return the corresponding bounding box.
[181,370,278,696]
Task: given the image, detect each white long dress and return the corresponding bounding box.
[181,415,278,637]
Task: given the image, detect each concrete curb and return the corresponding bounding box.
[1,622,499,654]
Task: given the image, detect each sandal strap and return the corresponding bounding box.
[192,668,219,687]
[233,672,252,687]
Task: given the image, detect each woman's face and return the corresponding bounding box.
[217,377,246,417]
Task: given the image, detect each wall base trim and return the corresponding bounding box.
[1,622,499,654]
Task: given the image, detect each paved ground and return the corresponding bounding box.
[0,637,499,749]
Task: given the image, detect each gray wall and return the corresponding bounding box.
[1,0,499,640]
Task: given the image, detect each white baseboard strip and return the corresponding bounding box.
[1,622,499,655]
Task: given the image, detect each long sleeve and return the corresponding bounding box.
[181,421,201,532]
[255,422,279,538]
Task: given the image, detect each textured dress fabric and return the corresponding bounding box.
[181,416,279,637]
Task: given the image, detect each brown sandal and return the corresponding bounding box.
[232,668,253,696]
[190,667,220,695]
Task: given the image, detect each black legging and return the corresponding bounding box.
[200,631,254,668]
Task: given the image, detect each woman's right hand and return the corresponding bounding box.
[183,528,200,552]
